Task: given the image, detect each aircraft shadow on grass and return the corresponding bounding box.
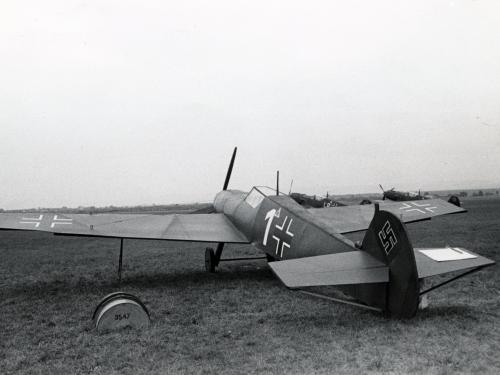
[3,265,276,298]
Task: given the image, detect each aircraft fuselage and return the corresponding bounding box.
[214,188,355,260]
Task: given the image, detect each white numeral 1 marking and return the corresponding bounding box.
[263,209,277,246]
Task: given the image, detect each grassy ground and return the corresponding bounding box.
[1,198,499,374]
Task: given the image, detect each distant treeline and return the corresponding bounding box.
[1,188,499,213]
[3,203,212,214]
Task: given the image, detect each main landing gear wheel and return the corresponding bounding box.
[205,247,216,273]
[448,195,461,207]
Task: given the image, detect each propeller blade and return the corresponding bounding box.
[222,147,237,191]
[379,184,385,192]
[276,170,280,196]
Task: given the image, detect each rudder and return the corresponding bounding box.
[361,204,420,318]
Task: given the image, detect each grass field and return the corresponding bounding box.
[1,198,499,374]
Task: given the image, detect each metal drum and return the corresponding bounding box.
[93,292,150,331]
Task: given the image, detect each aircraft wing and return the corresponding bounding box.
[414,247,494,278]
[268,251,389,288]
[308,199,465,234]
[0,213,249,243]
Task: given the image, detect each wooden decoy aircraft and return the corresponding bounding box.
[0,148,494,318]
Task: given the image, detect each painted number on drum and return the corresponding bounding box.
[115,313,130,321]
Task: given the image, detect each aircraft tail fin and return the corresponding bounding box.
[354,204,420,318]
[354,204,494,316]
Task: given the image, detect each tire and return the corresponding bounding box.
[448,195,461,207]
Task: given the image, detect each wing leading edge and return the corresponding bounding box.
[0,213,249,243]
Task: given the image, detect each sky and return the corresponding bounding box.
[1,0,499,209]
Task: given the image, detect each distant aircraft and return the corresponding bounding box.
[379,184,428,201]
[379,185,461,207]
[0,148,492,318]
[289,192,346,208]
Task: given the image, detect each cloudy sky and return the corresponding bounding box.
[1,0,499,209]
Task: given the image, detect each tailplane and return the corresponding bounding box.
[349,204,494,317]
[269,204,494,318]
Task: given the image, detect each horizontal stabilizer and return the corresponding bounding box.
[268,251,389,288]
[414,248,494,278]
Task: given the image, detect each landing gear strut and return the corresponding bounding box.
[205,247,216,273]
[118,238,124,283]
[205,243,225,273]
[204,243,267,273]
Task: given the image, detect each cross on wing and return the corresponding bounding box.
[398,202,438,214]
[18,214,73,229]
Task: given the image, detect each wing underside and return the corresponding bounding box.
[0,213,249,243]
